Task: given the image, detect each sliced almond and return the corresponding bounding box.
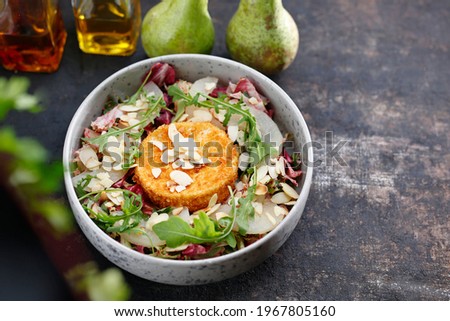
[145,213,169,230]
[227,125,239,142]
[169,186,175,193]
[170,170,193,187]
[151,168,162,178]
[271,192,292,204]
[192,151,203,162]
[172,161,181,169]
[259,175,271,185]
[190,109,213,123]
[274,205,288,217]
[99,177,114,189]
[107,191,124,206]
[96,172,110,180]
[85,157,102,170]
[172,207,184,216]
[86,178,103,192]
[175,185,186,193]
[208,193,218,209]
[238,152,250,171]
[161,149,176,164]
[280,182,299,199]
[166,180,177,187]
[206,203,221,216]
[236,130,246,146]
[178,114,189,122]
[168,123,186,143]
[248,97,259,105]
[149,139,166,151]
[256,165,268,182]
[268,166,278,179]
[78,145,99,168]
[215,212,230,221]
[181,161,195,170]
[255,183,268,196]
[285,200,297,206]
[212,109,226,122]
[103,201,115,208]
[119,104,146,112]
[276,158,286,176]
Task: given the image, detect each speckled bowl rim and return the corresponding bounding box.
[63,54,313,269]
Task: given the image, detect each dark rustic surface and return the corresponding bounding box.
[1,0,449,300]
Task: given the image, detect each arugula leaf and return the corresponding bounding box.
[122,144,141,170]
[171,99,187,122]
[153,187,239,248]
[224,229,237,248]
[79,189,145,233]
[152,212,224,248]
[126,69,153,104]
[235,182,257,235]
[75,175,94,198]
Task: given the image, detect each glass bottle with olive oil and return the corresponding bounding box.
[71,0,141,56]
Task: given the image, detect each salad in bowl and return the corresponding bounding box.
[71,62,303,260]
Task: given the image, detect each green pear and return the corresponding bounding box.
[226,0,299,75]
[141,0,215,57]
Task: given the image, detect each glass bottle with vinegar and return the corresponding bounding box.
[72,0,141,56]
[0,0,67,73]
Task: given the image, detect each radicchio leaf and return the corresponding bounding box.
[209,86,228,98]
[233,78,268,112]
[155,109,173,126]
[143,63,176,87]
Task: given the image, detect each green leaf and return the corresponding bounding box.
[235,182,257,235]
[39,199,75,234]
[224,231,237,248]
[172,100,186,122]
[122,144,141,169]
[66,262,130,301]
[153,212,224,248]
[75,175,94,198]
[80,189,145,233]
[86,268,131,301]
[0,77,42,120]
[127,70,153,104]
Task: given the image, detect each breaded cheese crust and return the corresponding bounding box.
[134,122,239,211]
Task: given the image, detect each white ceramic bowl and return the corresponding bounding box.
[63,54,313,285]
